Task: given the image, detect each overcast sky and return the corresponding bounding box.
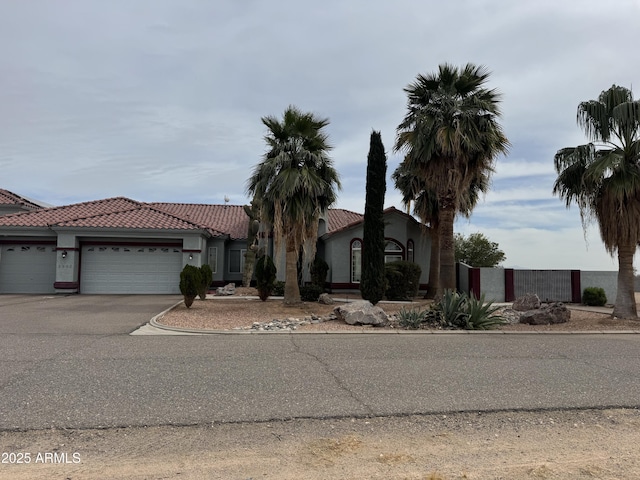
[1,0,638,270]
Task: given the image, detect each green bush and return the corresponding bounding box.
[198,264,213,300]
[300,284,324,302]
[272,281,285,297]
[384,261,421,301]
[310,256,329,287]
[255,255,277,301]
[179,265,202,308]
[582,287,607,306]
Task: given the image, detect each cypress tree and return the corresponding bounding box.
[360,130,387,304]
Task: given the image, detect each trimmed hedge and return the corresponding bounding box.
[179,265,202,308]
[255,255,277,301]
[198,264,213,300]
[384,261,421,301]
[582,287,607,306]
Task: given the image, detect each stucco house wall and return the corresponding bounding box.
[321,209,431,290]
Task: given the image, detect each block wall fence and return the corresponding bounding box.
[456,263,618,304]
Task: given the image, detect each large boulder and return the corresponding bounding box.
[520,302,570,325]
[333,300,388,327]
[512,293,541,312]
[545,302,571,324]
[519,309,553,325]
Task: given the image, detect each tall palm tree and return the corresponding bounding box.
[393,158,490,298]
[247,106,341,305]
[394,63,509,293]
[553,85,640,319]
[392,159,440,298]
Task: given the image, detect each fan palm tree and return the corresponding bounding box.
[393,158,490,298]
[395,63,509,293]
[553,85,640,319]
[247,106,341,305]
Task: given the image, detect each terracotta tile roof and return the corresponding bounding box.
[0,197,142,228]
[0,189,45,210]
[0,197,237,237]
[323,207,421,238]
[55,205,211,232]
[151,203,248,240]
[0,193,387,240]
[327,209,364,233]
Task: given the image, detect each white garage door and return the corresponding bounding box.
[81,245,183,294]
[0,244,57,294]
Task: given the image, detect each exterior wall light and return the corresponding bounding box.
[189,253,193,260]
[61,250,68,259]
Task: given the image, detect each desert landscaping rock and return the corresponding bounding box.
[318,293,334,305]
[216,283,236,296]
[512,293,541,311]
[242,314,336,331]
[520,302,571,325]
[333,300,389,326]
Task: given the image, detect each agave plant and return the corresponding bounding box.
[437,289,470,328]
[464,293,506,330]
[432,289,506,330]
[397,307,429,329]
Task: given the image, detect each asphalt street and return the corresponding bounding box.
[1,295,640,431]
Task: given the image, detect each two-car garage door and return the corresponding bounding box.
[80,245,182,294]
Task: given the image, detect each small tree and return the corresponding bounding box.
[198,264,213,300]
[360,130,387,304]
[454,232,506,267]
[179,265,202,308]
[255,255,277,301]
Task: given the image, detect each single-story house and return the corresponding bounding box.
[0,189,431,294]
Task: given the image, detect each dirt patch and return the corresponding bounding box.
[157,290,640,332]
[2,409,639,479]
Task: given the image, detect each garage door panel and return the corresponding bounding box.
[81,245,182,294]
[0,245,57,294]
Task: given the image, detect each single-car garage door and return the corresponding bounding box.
[80,245,183,294]
[0,244,57,294]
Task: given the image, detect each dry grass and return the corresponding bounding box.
[156,288,640,332]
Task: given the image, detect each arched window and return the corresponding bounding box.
[384,240,403,263]
[407,239,415,263]
[351,239,362,283]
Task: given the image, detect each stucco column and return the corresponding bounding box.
[54,234,79,293]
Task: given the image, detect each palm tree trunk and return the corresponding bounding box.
[438,200,456,295]
[613,243,638,319]
[425,222,440,299]
[284,237,301,305]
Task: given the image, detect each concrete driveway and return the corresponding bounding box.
[0,294,181,335]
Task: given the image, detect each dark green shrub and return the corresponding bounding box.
[272,281,285,297]
[300,284,324,302]
[179,265,202,308]
[255,255,277,301]
[582,287,607,306]
[384,261,421,300]
[310,256,329,287]
[198,264,213,300]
